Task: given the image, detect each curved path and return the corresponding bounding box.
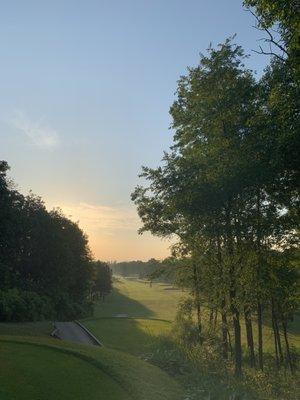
[54,321,101,346]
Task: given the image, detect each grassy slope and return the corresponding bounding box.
[0,339,129,400]
[0,280,185,400]
[0,335,184,400]
[0,278,298,400]
[0,321,53,337]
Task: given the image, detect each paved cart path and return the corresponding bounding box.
[54,321,100,346]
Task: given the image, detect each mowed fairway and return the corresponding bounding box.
[82,277,300,356]
[0,278,185,400]
[82,277,185,355]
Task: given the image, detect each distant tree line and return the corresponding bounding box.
[132,1,299,377]
[110,258,166,279]
[0,161,112,321]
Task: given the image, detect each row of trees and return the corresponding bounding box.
[132,1,299,376]
[0,161,112,321]
[110,258,162,279]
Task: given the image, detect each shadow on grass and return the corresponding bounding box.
[90,287,155,319]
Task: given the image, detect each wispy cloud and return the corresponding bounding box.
[58,202,140,235]
[11,110,59,148]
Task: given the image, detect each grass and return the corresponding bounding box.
[92,278,184,320]
[84,318,171,355]
[0,279,185,400]
[82,277,184,356]
[82,276,300,400]
[0,277,298,399]
[83,277,300,356]
[0,335,184,400]
[0,339,130,400]
[0,321,53,338]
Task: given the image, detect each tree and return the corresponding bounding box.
[91,261,112,301]
[243,0,300,65]
[0,161,94,321]
[132,37,299,376]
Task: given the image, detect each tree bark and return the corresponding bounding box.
[232,304,242,376]
[275,315,284,364]
[192,261,202,342]
[244,306,256,368]
[256,189,264,371]
[257,302,264,370]
[282,318,294,374]
[272,306,280,368]
[226,200,242,376]
[272,299,283,367]
[221,300,228,359]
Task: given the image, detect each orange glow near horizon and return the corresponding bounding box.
[50,201,171,262]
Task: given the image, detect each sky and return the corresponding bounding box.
[0,1,270,261]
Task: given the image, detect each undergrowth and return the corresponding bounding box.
[140,309,299,400]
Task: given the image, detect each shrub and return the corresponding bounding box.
[0,289,55,321]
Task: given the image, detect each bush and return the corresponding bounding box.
[0,289,55,321]
[53,293,94,321]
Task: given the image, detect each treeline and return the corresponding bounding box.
[110,258,162,279]
[132,2,299,377]
[0,161,112,321]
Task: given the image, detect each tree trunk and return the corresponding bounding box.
[213,309,218,331]
[272,308,280,368]
[221,300,228,359]
[232,305,242,377]
[209,308,214,328]
[275,316,284,364]
[226,200,242,376]
[192,261,202,341]
[282,318,294,374]
[272,299,284,367]
[257,302,264,370]
[244,306,256,368]
[256,189,264,371]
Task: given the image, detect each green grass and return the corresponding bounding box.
[84,318,172,355]
[0,280,186,400]
[0,339,129,400]
[0,336,184,400]
[93,278,184,320]
[82,277,300,357]
[82,277,185,356]
[0,277,298,400]
[0,321,52,338]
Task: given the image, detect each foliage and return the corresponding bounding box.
[0,289,54,322]
[243,0,300,65]
[132,35,299,377]
[110,258,163,280]
[0,162,94,321]
[91,261,113,301]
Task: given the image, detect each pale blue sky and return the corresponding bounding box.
[1,1,269,260]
